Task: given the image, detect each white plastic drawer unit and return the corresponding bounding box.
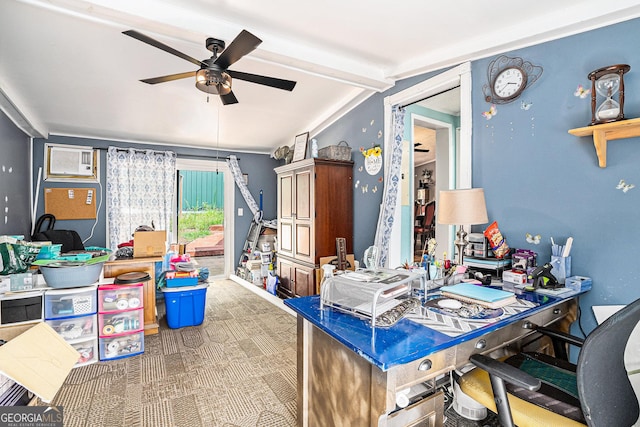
[46,314,97,343]
[0,290,44,326]
[71,337,99,367]
[44,285,98,319]
[98,283,143,313]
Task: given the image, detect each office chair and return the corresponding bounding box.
[458,297,640,427]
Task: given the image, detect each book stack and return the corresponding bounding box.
[439,283,517,308]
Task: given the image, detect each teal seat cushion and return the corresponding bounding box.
[505,352,585,424]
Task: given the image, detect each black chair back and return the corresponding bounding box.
[578,298,640,426]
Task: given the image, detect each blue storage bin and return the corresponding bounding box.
[161,284,208,328]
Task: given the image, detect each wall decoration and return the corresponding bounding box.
[483,55,543,104]
[526,233,542,244]
[574,84,590,99]
[616,179,635,193]
[378,130,382,138]
[354,179,360,188]
[362,127,367,132]
[361,184,368,193]
[372,186,378,193]
[292,132,309,162]
[482,104,497,120]
[363,146,383,175]
[520,100,532,110]
[588,64,630,125]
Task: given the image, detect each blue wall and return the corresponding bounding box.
[31,135,279,263]
[316,18,640,335]
[472,19,640,335]
[0,112,31,237]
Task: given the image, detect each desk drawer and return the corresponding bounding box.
[390,300,574,389]
[455,299,575,367]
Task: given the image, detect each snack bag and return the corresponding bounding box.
[484,221,510,259]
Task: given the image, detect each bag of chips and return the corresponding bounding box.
[484,221,510,259]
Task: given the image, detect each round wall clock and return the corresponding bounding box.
[483,55,543,104]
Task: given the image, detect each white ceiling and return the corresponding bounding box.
[2,0,640,155]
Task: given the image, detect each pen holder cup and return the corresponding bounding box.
[551,256,571,285]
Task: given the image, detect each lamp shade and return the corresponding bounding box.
[437,188,488,225]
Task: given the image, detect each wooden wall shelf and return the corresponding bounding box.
[568,117,640,168]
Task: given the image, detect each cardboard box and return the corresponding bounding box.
[133,231,166,258]
[315,254,356,294]
[0,322,78,403]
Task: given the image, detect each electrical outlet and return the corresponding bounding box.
[238,208,243,216]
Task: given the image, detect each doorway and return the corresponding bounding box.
[383,62,471,268]
[173,158,235,278]
[410,89,460,262]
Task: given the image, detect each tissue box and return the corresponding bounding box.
[565,276,592,292]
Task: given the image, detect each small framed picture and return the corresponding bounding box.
[292,132,309,162]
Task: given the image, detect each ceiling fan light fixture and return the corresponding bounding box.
[195,69,232,95]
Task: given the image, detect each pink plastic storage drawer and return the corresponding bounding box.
[98,308,143,337]
[98,283,143,313]
[99,331,144,361]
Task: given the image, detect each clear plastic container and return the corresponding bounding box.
[99,331,144,361]
[46,313,97,342]
[44,285,97,319]
[98,283,143,313]
[98,308,143,337]
[71,337,99,367]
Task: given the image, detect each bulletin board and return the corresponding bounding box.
[44,187,97,220]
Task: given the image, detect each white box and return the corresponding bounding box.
[0,277,10,294]
[503,269,527,285]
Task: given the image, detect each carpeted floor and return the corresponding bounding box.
[43,277,501,426]
[47,279,297,427]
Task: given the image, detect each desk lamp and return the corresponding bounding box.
[438,188,488,266]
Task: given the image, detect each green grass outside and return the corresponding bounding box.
[178,207,224,243]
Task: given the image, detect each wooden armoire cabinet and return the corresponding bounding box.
[275,158,353,298]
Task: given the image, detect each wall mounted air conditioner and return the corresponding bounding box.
[48,146,95,176]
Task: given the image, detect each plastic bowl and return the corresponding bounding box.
[40,262,104,288]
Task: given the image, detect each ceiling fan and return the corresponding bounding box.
[123,29,297,105]
[414,142,430,153]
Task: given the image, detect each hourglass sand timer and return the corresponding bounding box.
[588,64,630,125]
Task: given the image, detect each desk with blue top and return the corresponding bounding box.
[285,292,578,427]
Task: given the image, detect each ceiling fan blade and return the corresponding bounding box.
[215,30,262,70]
[228,70,296,91]
[220,91,239,105]
[123,30,204,68]
[140,71,196,84]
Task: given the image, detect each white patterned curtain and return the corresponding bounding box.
[226,155,277,228]
[106,147,176,250]
[373,105,405,268]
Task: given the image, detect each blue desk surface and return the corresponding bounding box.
[284,293,566,371]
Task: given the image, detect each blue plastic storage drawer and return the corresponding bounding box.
[161,284,208,328]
